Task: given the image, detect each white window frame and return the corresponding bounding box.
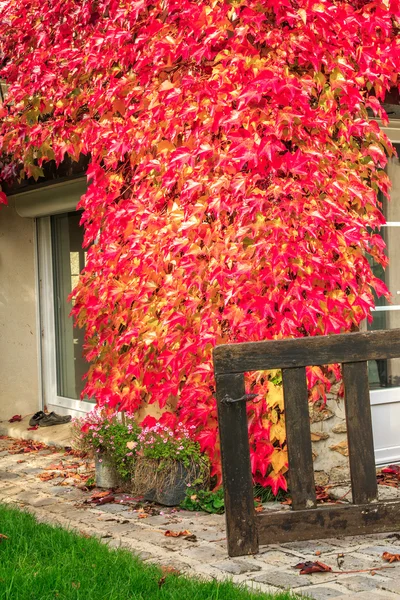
[369,120,400,464]
[37,216,93,417]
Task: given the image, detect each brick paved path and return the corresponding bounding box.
[1,436,400,600]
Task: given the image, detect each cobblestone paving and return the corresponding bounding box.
[1,436,400,600]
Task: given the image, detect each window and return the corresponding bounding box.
[368,144,400,390]
[51,212,87,399]
[38,211,94,417]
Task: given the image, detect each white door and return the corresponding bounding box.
[37,212,94,417]
[368,137,400,465]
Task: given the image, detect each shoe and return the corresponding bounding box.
[28,411,46,427]
[38,412,72,427]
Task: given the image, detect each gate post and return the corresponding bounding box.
[215,372,258,556]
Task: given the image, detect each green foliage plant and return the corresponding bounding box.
[72,409,140,480]
[180,488,225,514]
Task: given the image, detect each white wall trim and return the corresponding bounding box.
[380,119,400,143]
[12,178,87,218]
[33,218,43,412]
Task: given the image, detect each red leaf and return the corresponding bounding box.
[294,561,332,574]
[9,415,22,423]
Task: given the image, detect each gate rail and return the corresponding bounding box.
[213,329,400,557]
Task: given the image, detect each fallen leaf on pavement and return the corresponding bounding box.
[8,415,22,423]
[294,561,332,574]
[164,530,192,538]
[382,552,400,563]
[92,494,115,505]
[281,498,292,506]
[38,472,59,481]
[27,425,39,431]
[91,490,113,500]
[79,531,91,538]
[382,465,400,475]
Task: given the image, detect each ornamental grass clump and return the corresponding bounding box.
[132,422,210,499]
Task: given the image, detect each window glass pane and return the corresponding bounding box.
[368,143,400,389]
[368,310,400,389]
[51,212,89,400]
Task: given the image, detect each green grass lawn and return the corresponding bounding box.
[0,504,298,600]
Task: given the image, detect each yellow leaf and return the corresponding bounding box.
[270,421,286,444]
[267,384,284,410]
[298,8,307,23]
[270,409,279,424]
[270,449,288,474]
[159,80,174,92]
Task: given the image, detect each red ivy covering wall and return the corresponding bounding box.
[0,0,399,491]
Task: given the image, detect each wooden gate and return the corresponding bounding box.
[213,329,400,557]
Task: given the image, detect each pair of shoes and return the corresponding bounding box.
[28,411,72,427]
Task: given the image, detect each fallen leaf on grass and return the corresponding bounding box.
[294,561,332,574]
[158,562,183,586]
[8,415,22,423]
[164,530,192,538]
[160,566,180,575]
[0,534,8,542]
[382,552,400,563]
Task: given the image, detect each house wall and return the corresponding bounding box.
[0,199,39,420]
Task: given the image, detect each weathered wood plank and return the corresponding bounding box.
[215,373,258,557]
[282,367,316,511]
[257,501,400,546]
[343,361,378,504]
[213,329,400,374]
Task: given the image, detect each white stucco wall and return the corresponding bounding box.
[0,199,39,420]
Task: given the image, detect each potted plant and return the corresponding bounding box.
[72,408,140,489]
[132,421,209,506]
